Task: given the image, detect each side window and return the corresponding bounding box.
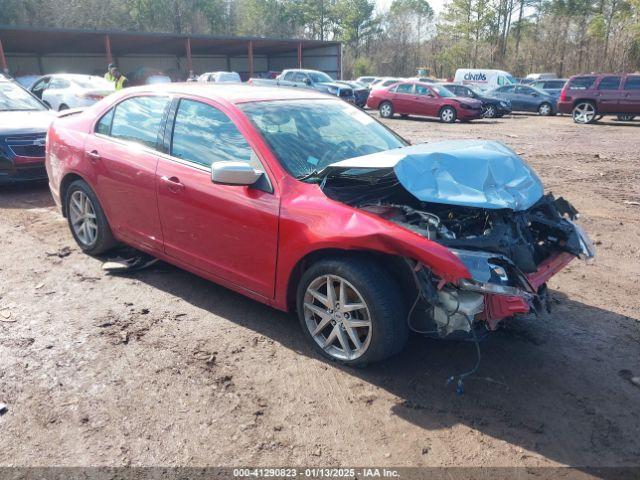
[458,87,471,97]
[499,85,515,93]
[95,108,114,135]
[569,76,596,90]
[31,77,50,94]
[623,76,640,90]
[110,96,170,148]
[396,83,414,94]
[293,72,308,83]
[171,99,263,171]
[515,86,532,94]
[498,76,508,86]
[50,78,70,89]
[415,84,430,95]
[598,76,621,90]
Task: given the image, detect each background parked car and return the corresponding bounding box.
[530,78,567,99]
[454,68,516,91]
[367,81,483,123]
[489,84,557,115]
[29,74,115,111]
[249,69,355,103]
[0,75,56,184]
[335,80,369,107]
[440,83,512,118]
[558,73,640,124]
[355,76,376,87]
[197,71,241,83]
[370,77,403,90]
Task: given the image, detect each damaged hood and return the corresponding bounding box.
[324,140,544,211]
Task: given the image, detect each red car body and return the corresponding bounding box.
[46,84,586,364]
[366,81,483,122]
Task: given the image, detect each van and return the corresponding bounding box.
[454,69,516,91]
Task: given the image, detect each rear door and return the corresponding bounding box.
[85,95,170,252]
[621,75,640,114]
[155,97,279,298]
[392,83,415,113]
[595,76,622,113]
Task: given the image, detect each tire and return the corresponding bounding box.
[572,101,596,124]
[59,104,69,111]
[379,101,394,118]
[483,104,497,118]
[439,106,457,123]
[617,114,636,121]
[296,257,409,366]
[538,102,553,116]
[65,180,116,255]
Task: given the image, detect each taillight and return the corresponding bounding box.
[559,85,568,102]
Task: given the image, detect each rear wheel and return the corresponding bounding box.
[65,180,116,255]
[59,104,69,111]
[572,101,596,124]
[617,114,636,121]
[538,102,553,116]
[440,106,457,123]
[297,257,408,366]
[379,101,394,119]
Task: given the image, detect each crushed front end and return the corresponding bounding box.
[320,140,595,336]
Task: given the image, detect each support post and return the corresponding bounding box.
[0,38,8,73]
[298,42,302,68]
[248,40,254,79]
[185,37,193,75]
[104,35,113,64]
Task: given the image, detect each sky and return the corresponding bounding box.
[375,0,447,15]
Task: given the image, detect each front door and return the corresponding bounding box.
[85,95,170,252]
[414,84,439,116]
[156,98,279,298]
[621,75,640,114]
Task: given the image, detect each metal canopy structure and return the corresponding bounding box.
[0,25,342,79]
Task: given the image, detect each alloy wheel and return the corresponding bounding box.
[539,103,551,116]
[380,103,392,118]
[69,190,98,247]
[573,102,596,124]
[483,105,496,118]
[303,274,372,361]
[441,107,455,123]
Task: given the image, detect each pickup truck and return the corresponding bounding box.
[249,69,355,103]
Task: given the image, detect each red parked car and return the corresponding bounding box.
[558,73,640,123]
[46,84,594,367]
[366,81,483,123]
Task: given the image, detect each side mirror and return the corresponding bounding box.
[211,161,262,186]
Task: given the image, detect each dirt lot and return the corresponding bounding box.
[0,113,639,469]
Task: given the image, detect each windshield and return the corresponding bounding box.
[432,86,455,97]
[240,99,407,179]
[505,75,517,85]
[308,71,333,83]
[0,82,46,111]
[72,76,114,89]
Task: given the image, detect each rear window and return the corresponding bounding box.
[568,76,596,90]
[395,83,413,94]
[598,76,621,90]
[624,76,640,90]
[110,96,170,149]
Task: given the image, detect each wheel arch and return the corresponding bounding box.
[285,248,418,313]
[59,172,87,218]
[572,98,596,109]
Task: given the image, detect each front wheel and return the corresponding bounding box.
[572,101,596,124]
[538,102,553,116]
[66,180,116,255]
[297,258,408,366]
[483,104,497,118]
[440,106,457,123]
[379,101,394,118]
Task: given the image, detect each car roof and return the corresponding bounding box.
[121,82,332,104]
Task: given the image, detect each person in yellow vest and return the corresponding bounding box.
[104,64,128,90]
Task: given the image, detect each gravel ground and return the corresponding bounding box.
[0,112,639,469]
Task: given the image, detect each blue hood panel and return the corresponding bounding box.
[329,140,544,211]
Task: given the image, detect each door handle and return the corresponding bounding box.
[86,150,101,163]
[160,175,185,193]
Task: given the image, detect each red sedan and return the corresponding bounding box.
[367,81,483,123]
[46,84,593,366]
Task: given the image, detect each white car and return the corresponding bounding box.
[29,74,115,111]
[197,71,242,83]
[370,77,403,90]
